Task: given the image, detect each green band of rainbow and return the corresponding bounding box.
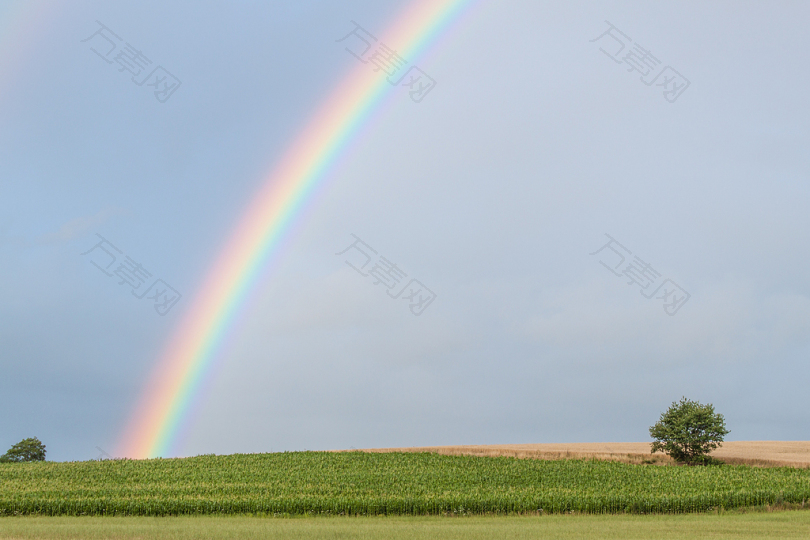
[116,0,475,458]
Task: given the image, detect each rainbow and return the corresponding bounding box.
[116,0,476,459]
[0,1,64,106]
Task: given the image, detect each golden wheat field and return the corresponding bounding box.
[345,441,810,468]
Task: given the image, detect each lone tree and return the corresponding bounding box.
[0,437,46,462]
[649,397,729,465]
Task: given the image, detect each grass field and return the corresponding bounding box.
[2,513,810,540]
[2,451,810,516]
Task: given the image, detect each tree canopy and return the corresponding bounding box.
[649,397,729,465]
[0,437,47,462]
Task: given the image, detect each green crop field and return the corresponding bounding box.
[2,452,809,516]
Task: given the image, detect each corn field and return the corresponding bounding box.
[1,452,809,516]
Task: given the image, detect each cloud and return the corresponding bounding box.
[37,207,125,245]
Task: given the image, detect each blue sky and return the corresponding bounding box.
[2,0,810,461]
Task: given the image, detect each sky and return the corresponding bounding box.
[1,0,809,462]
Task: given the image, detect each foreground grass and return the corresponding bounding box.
[2,513,810,540]
[2,452,810,516]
